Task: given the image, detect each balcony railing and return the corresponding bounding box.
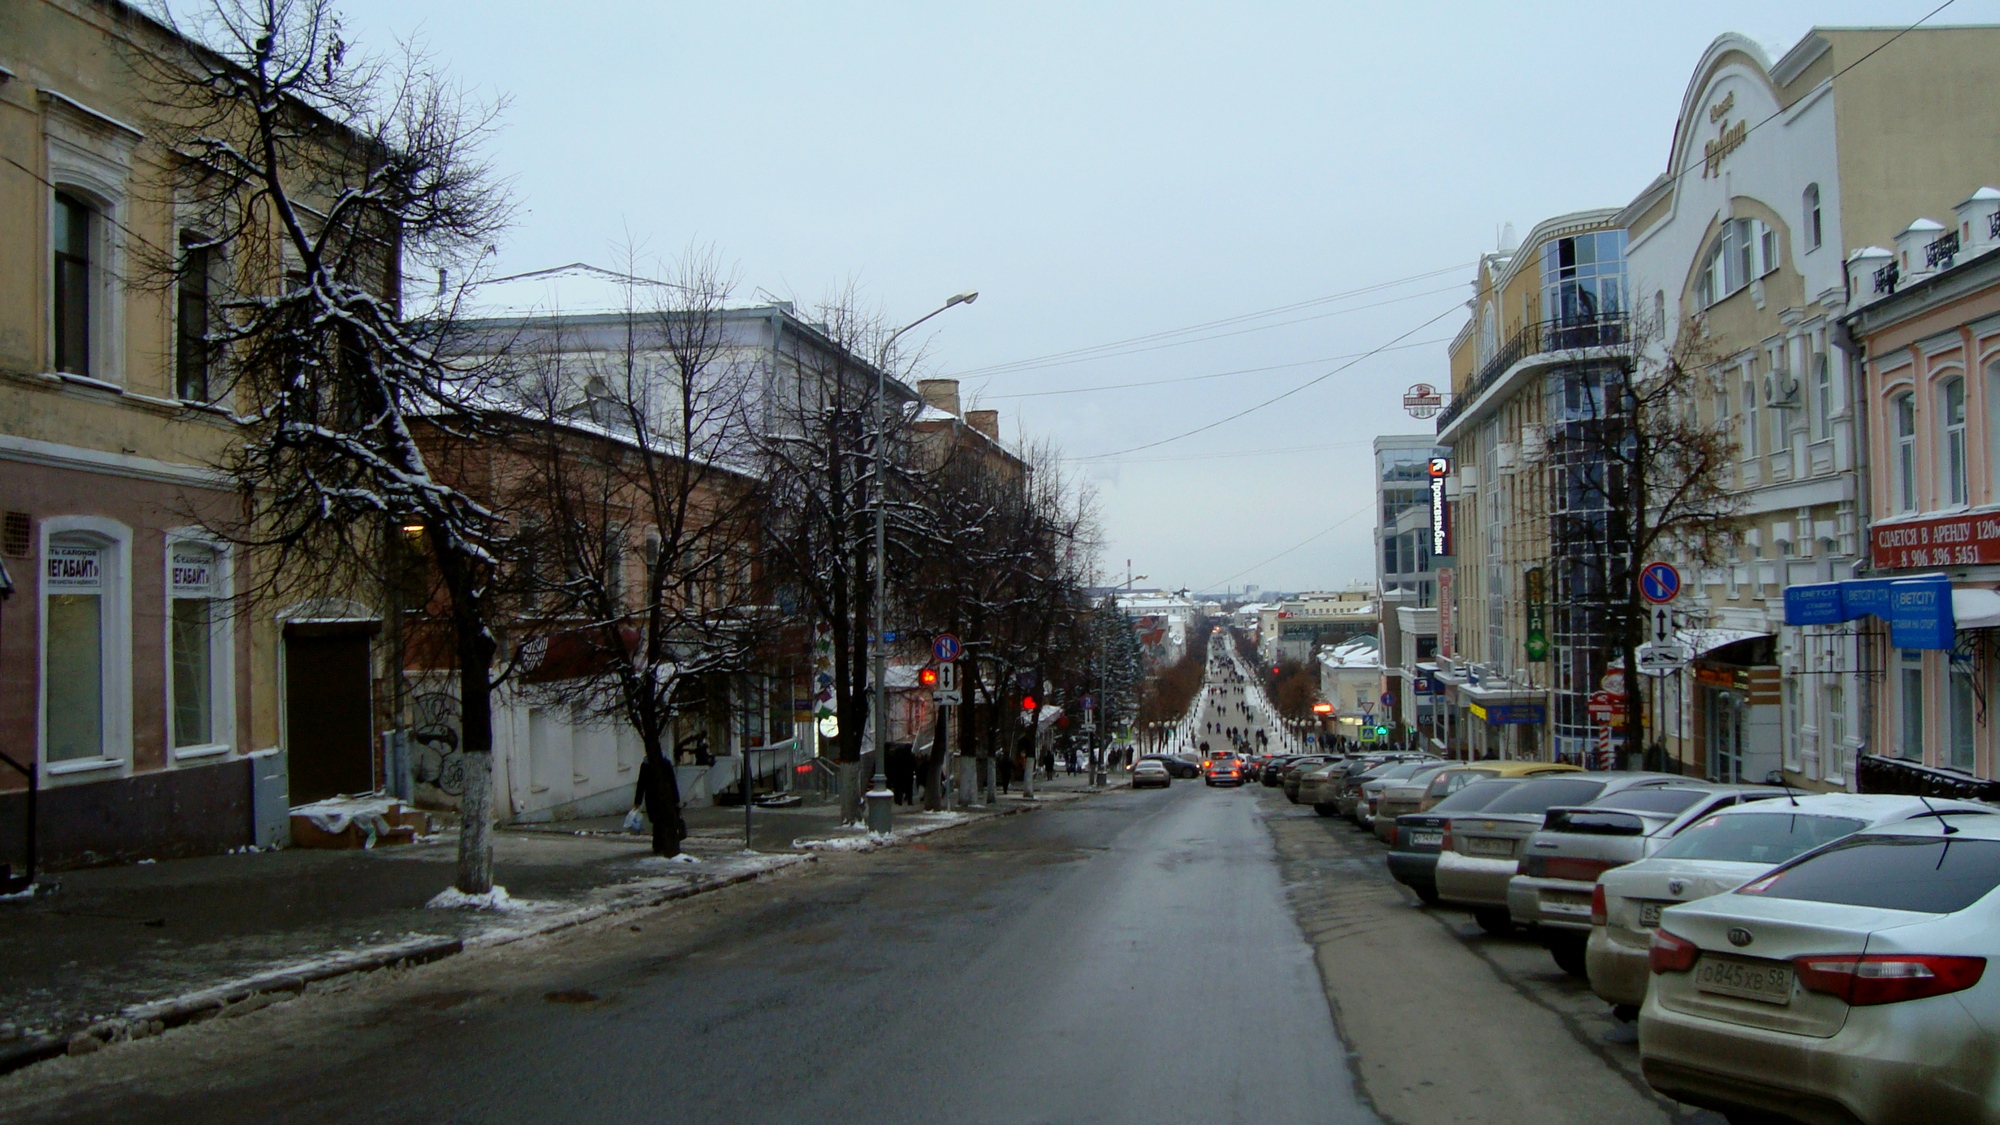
[1875,261,1900,294]
[1436,312,1629,434]
[1990,211,2000,240]
[1927,230,1961,270]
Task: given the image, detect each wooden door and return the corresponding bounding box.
[284,622,378,804]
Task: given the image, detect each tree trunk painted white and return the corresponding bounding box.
[455,751,494,894]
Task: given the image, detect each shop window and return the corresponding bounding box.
[1949,657,1976,772]
[41,521,130,770]
[169,539,231,755]
[1893,392,1917,513]
[1900,649,1926,762]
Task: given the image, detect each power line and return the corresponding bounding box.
[1200,502,1375,591]
[1090,439,1376,466]
[945,263,1471,378]
[1072,302,1465,461]
[985,335,1455,400]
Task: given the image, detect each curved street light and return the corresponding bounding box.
[868,291,978,834]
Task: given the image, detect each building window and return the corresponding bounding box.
[1893,392,1917,513]
[1813,352,1833,440]
[1803,184,1823,251]
[44,538,106,762]
[177,232,214,402]
[53,192,94,376]
[1900,649,1926,761]
[1698,217,1776,308]
[1742,369,1760,457]
[1539,230,1626,326]
[169,540,229,752]
[1941,376,1968,507]
[1949,657,1976,772]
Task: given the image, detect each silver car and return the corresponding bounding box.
[1588,793,1994,1012]
[1507,783,1776,976]
[1641,814,2000,1125]
[1131,760,1171,789]
[1433,772,1684,934]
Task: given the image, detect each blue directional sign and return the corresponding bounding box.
[1639,561,1682,605]
[933,633,963,663]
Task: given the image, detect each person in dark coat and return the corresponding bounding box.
[887,742,917,805]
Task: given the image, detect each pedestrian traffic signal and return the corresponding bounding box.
[1374,725,1389,738]
[919,667,939,687]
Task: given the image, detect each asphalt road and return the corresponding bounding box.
[0,781,1377,1125]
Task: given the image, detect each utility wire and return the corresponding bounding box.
[986,335,1455,400]
[1072,302,1464,461]
[947,263,1470,378]
[1201,502,1375,591]
[1094,439,1375,465]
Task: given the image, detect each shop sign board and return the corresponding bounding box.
[1781,574,1954,650]
[1872,511,2000,570]
[1428,457,1452,556]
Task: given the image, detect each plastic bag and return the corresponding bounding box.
[622,807,645,834]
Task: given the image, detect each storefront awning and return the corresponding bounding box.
[1954,587,2000,630]
[1678,628,1769,659]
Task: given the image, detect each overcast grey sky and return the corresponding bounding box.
[323,0,1996,594]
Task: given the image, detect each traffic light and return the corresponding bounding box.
[1021,695,1037,712]
[1374,725,1390,738]
[918,667,939,688]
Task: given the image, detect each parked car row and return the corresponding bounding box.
[1300,763,2000,1123]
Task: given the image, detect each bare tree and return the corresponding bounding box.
[139,0,515,892]
[498,251,764,855]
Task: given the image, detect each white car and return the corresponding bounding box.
[1589,792,1992,1012]
[1641,811,2000,1125]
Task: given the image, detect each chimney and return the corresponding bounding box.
[966,409,1000,441]
[916,378,961,417]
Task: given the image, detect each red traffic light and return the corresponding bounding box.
[1271,666,1281,676]
[1021,695,1037,712]
[919,667,939,687]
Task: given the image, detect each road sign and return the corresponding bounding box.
[934,689,962,706]
[1637,642,1691,671]
[937,662,957,692]
[1650,604,1674,644]
[1081,693,1096,711]
[1639,561,1682,605]
[933,633,962,662]
[1380,691,1397,708]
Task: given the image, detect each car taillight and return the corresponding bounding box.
[1440,826,1454,853]
[1794,954,1987,1006]
[1590,884,1607,927]
[1649,929,1699,974]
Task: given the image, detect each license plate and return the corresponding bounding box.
[1543,889,1591,915]
[1409,830,1443,848]
[1460,836,1514,858]
[1695,956,1794,1005]
[1639,901,1663,928]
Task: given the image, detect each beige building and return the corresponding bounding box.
[1435,210,1629,763]
[1618,27,2000,787]
[0,0,323,865]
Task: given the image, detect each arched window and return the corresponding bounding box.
[40,518,133,770]
[1893,391,1918,513]
[1941,376,1968,506]
[1803,184,1823,251]
[1478,301,1497,367]
[1697,217,1777,307]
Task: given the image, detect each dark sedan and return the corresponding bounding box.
[1136,754,1199,779]
[1388,778,1527,904]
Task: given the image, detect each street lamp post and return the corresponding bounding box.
[867,291,977,835]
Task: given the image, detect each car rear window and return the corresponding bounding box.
[1480,778,1607,815]
[1651,812,1866,864]
[1589,788,1709,815]
[1742,835,2000,913]
[1427,779,1522,813]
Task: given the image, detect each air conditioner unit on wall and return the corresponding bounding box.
[1764,370,1800,408]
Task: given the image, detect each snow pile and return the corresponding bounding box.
[0,882,40,901]
[633,853,702,868]
[426,885,543,913]
[794,832,894,852]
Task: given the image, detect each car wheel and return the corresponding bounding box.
[1313,803,1336,817]
[1415,884,1440,906]
[1546,935,1588,978]
[1472,908,1513,936]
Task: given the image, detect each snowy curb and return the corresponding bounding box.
[0,854,813,1078]
[791,799,1066,852]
